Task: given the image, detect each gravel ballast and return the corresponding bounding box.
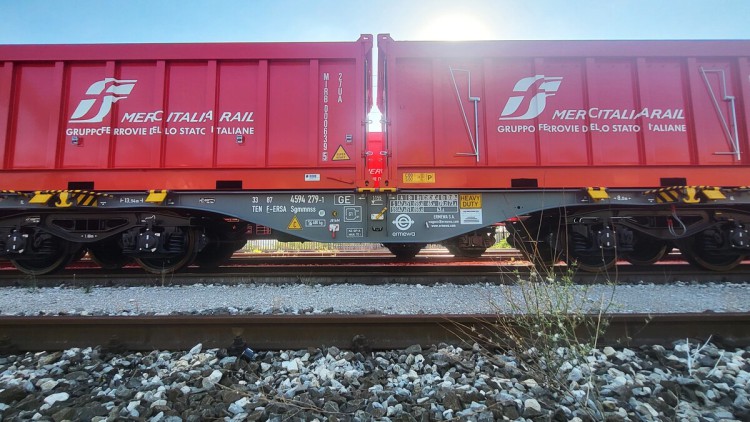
[0,282,748,316]
[1,341,749,421]
[1,282,749,420]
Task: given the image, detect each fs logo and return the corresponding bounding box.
[69,78,137,123]
[499,75,562,120]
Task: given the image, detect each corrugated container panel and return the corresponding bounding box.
[0,62,11,167]
[111,62,164,168]
[378,35,750,189]
[638,59,692,165]
[11,63,62,169]
[215,61,264,168]
[0,36,372,190]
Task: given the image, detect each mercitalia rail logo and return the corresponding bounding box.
[69,78,137,123]
[499,75,563,120]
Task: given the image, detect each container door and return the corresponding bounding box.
[364,132,385,188]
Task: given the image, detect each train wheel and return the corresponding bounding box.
[10,237,75,276]
[136,228,199,274]
[442,229,495,258]
[195,239,246,268]
[565,250,617,273]
[385,243,424,259]
[506,215,564,268]
[511,232,563,268]
[675,236,744,272]
[445,244,486,258]
[89,238,132,270]
[526,243,562,267]
[624,238,669,266]
[194,222,247,268]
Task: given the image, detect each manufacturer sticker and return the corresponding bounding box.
[460,209,483,225]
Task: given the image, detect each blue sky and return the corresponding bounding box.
[1,0,749,44]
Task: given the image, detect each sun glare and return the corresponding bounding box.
[418,14,494,41]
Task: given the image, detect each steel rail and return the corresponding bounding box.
[1,313,749,353]
[0,263,748,287]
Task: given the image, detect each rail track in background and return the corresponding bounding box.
[0,248,747,287]
[0,249,747,354]
[1,313,749,353]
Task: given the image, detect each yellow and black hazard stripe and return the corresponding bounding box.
[29,190,113,207]
[644,187,681,203]
[0,190,30,197]
[644,186,726,204]
[357,187,397,193]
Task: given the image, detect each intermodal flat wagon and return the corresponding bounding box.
[0,34,748,274]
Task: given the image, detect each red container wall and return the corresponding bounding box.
[378,35,750,189]
[0,62,10,166]
[0,37,372,190]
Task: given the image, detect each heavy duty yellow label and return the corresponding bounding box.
[460,194,482,208]
[402,173,436,184]
[332,145,350,161]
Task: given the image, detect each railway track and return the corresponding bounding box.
[1,313,749,353]
[0,246,733,279]
[0,257,748,287]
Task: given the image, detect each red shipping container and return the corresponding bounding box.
[377,35,750,189]
[0,37,373,190]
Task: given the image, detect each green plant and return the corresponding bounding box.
[23,275,38,292]
[454,219,619,418]
[490,236,512,249]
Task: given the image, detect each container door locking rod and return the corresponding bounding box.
[450,67,480,163]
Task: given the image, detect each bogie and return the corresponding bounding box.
[507,207,750,272]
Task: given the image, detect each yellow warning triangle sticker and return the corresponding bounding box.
[332,145,350,161]
[287,215,302,230]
